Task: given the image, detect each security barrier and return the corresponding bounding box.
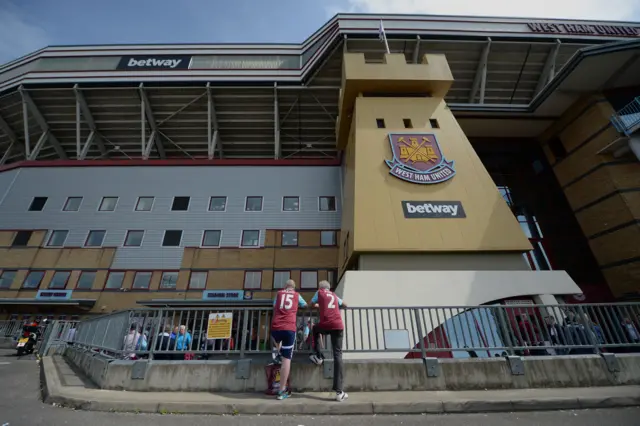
[69,302,640,360]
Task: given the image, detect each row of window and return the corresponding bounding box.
[0,269,334,291]
[27,195,338,213]
[10,229,338,248]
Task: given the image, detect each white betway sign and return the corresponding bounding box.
[117,55,191,70]
[402,201,466,219]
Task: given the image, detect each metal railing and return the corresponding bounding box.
[0,320,25,338]
[38,321,79,356]
[70,303,640,360]
[611,96,640,136]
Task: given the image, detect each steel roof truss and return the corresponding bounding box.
[19,87,67,159]
[468,38,492,104]
[138,83,166,159]
[29,130,49,160]
[206,83,221,159]
[73,85,108,159]
[534,40,562,96]
[0,140,14,165]
[412,36,421,64]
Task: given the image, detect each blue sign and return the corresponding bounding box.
[36,290,73,301]
[202,290,253,302]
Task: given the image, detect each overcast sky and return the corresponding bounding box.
[1,0,639,64]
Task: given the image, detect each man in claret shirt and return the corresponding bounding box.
[309,280,348,402]
[271,279,307,400]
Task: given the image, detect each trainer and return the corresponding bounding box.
[309,280,348,402]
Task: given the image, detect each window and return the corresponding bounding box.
[429,118,440,129]
[85,230,106,247]
[321,230,337,246]
[76,271,96,290]
[208,196,227,212]
[132,272,152,289]
[29,197,48,211]
[319,196,336,212]
[162,230,182,247]
[301,271,318,289]
[0,270,16,289]
[241,230,260,247]
[245,196,263,212]
[403,118,413,128]
[12,231,32,247]
[171,196,190,211]
[281,231,298,246]
[188,271,208,289]
[283,196,299,212]
[376,118,386,128]
[23,271,45,289]
[49,271,70,289]
[135,197,154,211]
[99,197,118,211]
[244,271,262,290]
[273,271,291,289]
[63,197,83,211]
[202,230,222,247]
[105,272,125,290]
[160,272,178,289]
[47,230,69,247]
[124,230,144,247]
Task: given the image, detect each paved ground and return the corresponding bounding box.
[2,348,640,425]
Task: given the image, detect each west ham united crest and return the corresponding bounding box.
[385,133,456,184]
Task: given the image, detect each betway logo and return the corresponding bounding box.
[117,55,191,70]
[402,201,466,219]
[127,58,183,68]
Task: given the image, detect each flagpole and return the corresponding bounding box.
[379,20,390,54]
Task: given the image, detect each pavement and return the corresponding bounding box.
[1,348,640,425]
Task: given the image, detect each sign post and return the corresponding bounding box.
[206,313,234,340]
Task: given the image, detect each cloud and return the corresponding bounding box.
[0,4,50,64]
[335,0,640,21]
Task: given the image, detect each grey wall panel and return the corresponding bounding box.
[0,169,19,208]
[0,166,341,269]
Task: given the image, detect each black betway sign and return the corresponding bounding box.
[402,201,466,219]
[117,55,191,70]
[528,22,639,37]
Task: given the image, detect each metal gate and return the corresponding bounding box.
[38,321,79,356]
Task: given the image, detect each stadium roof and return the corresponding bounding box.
[0,14,639,163]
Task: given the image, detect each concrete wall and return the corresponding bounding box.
[539,96,640,298]
[63,346,640,392]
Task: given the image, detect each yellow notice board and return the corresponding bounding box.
[206,313,233,339]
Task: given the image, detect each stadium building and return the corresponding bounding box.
[0,14,639,321]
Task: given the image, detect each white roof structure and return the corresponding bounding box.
[0,14,639,163]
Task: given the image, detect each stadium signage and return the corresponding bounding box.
[385,133,456,184]
[36,289,73,300]
[527,22,639,37]
[117,55,192,70]
[402,201,466,219]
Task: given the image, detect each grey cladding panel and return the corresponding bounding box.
[0,166,341,269]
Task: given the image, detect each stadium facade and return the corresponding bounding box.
[0,14,639,320]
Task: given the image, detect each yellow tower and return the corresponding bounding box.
[336,52,533,275]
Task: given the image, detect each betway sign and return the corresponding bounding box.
[402,201,466,219]
[117,55,192,70]
[528,22,639,37]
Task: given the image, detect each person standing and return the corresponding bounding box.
[271,279,308,400]
[309,280,348,402]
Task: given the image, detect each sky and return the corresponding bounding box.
[1,0,640,64]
